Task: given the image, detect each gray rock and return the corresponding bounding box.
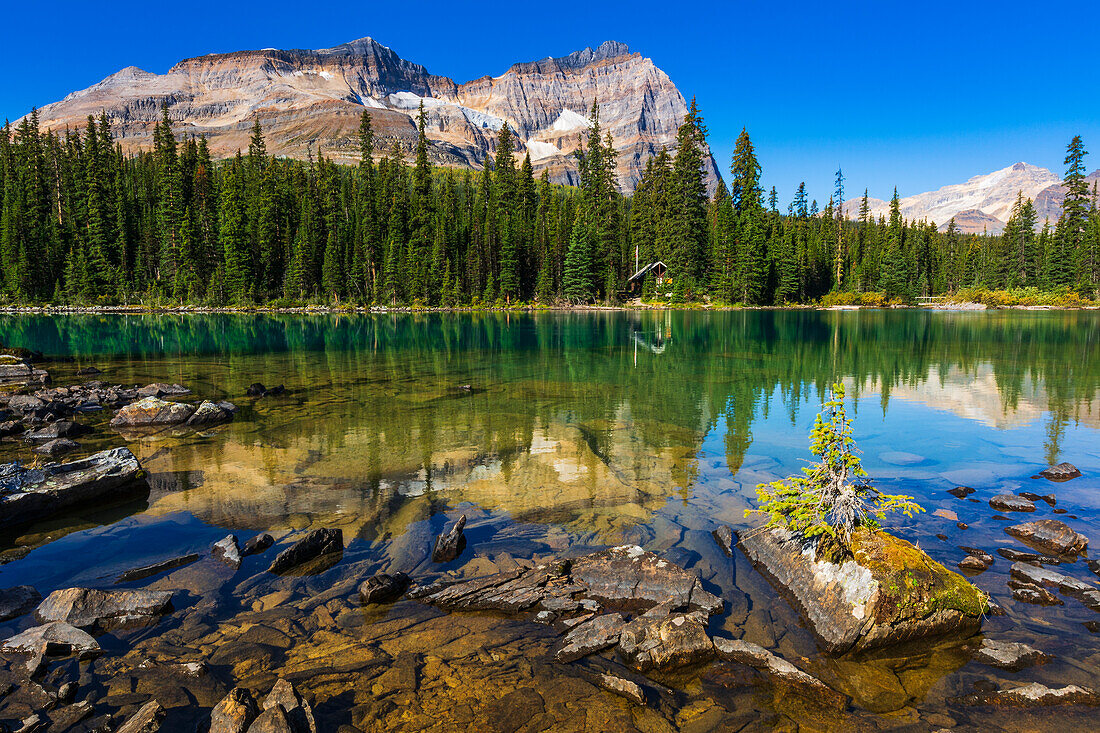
[971,682,1099,707]
[0,448,143,529]
[553,613,625,663]
[0,622,100,657]
[136,383,191,398]
[116,553,200,583]
[738,527,986,653]
[116,699,165,732]
[570,544,722,614]
[210,688,258,733]
[1005,519,1089,556]
[32,438,80,457]
[997,547,1061,564]
[24,420,90,442]
[1037,463,1081,482]
[0,585,41,622]
[617,612,714,672]
[185,400,235,426]
[213,535,242,569]
[242,533,274,556]
[34,587,174,630]
[989,494,1035,513]
[267,528,343,575]
[358,572,410,604]
[431,514,467,563]
[262,679,317,733]
[110,396,195,428]
[591,672,646,705]
[973,638,1051,671]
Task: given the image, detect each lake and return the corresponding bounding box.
[0,309,1098,731]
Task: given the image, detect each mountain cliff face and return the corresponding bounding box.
[843,162,1100,235]
[32,38,719,193]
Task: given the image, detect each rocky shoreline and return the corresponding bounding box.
[1,352,1099,730]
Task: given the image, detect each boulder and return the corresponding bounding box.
[185,400,235,427]
[1037,463,1081,482]
[0,447,144,529]
[738,527,988,653]
[34,587,174,630]
[712,525,735,557]
[0,585,41,621]
[116,700,165,733]
[553,613,625,662]
[210,688,259,733]
[617,611,714,672]
[0,356,49,387]
[0,622,100,657]
[213,535,242,568]
[972,638,1051,671]
[947,486,976,499]
[242,533,274,556]
[261,679,317,733]
[32,438,79,457]
[116,553,201,583]
[570,544,722,614]
[358,572,410,604]
[1020,491,1057,506]
[714,638,847,707]
[110,396,195,428]
[246,708,294,733]
[1004,520,1088,556]
[989,495,1035,513]
[431,514,467,563]
[267,528,343,575]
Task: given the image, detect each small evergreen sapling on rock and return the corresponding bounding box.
[748,382,923,559]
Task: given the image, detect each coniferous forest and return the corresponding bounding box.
[1,100,1098,307]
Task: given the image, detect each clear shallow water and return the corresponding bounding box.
[0,310,1098,731]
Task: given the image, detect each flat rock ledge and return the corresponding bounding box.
[738,527,988,654]
[0,447,144,529]
[411,545,723,672]
[959,682,1100,707]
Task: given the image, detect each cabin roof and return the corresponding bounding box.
[627,261,668,283]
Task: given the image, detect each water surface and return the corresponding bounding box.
[0,310,1098,731]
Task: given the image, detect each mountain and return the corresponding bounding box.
[30,38,719,193]
[843,162,1061,234]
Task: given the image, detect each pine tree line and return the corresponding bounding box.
[1,103,1097,306]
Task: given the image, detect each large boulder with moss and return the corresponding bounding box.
[739,527,987,653]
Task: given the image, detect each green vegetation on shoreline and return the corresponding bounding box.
[2,99,1097,308]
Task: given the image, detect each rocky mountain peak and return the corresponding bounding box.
[29,36,718,193]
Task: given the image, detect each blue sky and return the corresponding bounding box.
[2,1,1097,204]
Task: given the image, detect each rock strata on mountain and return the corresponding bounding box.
[31,38,719,193]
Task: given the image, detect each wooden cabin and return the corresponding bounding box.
[626,261,668,293]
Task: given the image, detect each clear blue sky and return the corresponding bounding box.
[2,1,1097,205]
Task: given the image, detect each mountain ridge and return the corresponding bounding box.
[30,37,720,193]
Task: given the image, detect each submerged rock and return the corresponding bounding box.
[714,638,847,707]
[0,447,144,529]
[267,528,343,575]
[247,383,285,398]
[32,438,80,457]
[358,572,410,604]
[964,682,1100,707]
[738,527,988,653]
[431,514,467,563]
[1004,519,1088,556]
[1037,463,1082,482]
[972,638,1051,671]
[136,383,191,398]
[948,486,976,499]
[590,672,646,705]
[989,494,1036,513]
[34,587,174,630]
[0,621,100,657]
[24,420,91,442]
